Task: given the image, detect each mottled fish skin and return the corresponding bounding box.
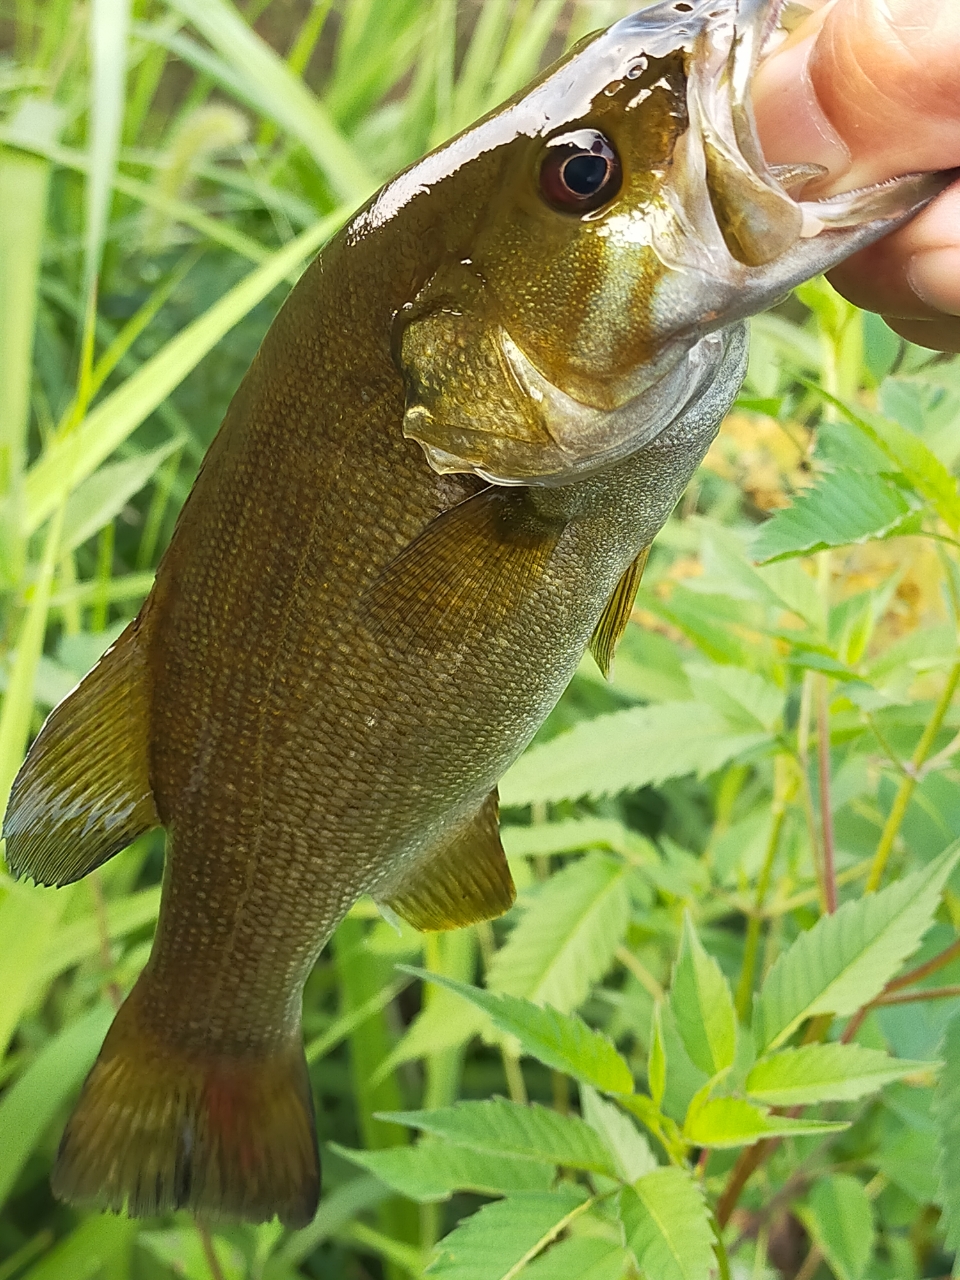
[2,0,953,1228]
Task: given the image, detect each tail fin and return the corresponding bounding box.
[2,619,159,885]
[52,982,321,1227]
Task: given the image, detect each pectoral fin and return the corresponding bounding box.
[379,790,515,931]
[590,546,649,679]
[2,619,159,886]
[365,488,565,654]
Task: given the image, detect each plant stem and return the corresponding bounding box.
[197,1224,226,1280]
[866,660,960,892]
[616,945,665,1002]
[717,1139,775,1229]
[794,1244,823,1280]
[874,984,960,1007]
[842,937,960,1042]
[736,762,789,1020]
[816,677,837,913]
[796,671,827,913]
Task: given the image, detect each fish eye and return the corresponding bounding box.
[539,130,622,215]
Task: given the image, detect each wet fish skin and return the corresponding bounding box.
[2,0,952,1228]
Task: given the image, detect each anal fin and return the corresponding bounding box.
[590,545,649,679]
[2,618,159,886]
[379,789,515,931]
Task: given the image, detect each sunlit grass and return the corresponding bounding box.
[1,1,960,1277]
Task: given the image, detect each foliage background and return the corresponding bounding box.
[2,1,960,1278]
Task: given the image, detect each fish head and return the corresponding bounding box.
[363,0,954,486]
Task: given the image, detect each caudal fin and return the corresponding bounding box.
[53,983,320,1227]
[2,619,159,886]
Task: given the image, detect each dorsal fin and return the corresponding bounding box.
[590,546,649,679]
[379,790,515,931]
[2,619,159,886]
[364,488,565,656]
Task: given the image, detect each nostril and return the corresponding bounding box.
[675,3,694,10]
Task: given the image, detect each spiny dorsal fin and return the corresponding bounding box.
[380,789,515,931]
[590,545,649,680]
[364,488,565,655]
[2,619,159,886]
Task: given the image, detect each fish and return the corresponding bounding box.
[2,0,952,1230]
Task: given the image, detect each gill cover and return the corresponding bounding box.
[397,0,955,487]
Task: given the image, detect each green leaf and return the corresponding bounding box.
[501,703,769,807]
[501,818,650,861]
[427,1190,589,1279]
[330,1141,555,1202]
[754,841,960,1053]
[621,1167,715,1280]
[487,853,631,1012]
[165,0,373,203]
[0,880,74,1059]
[61,440,182,553]
[580,1085,657,1182]
[25,214,342,534]
[796,1174,874,1280]
[0,1004,112,1206]
[746,1043,932,1106]
[400,968,634,1094]
[517,1236,631,1280]
[934,1007,960,1253]
[670,913,737,1077]
[752,467,921,563]
[648,1006,667,1110]
[18,1216,138,1280]
[682,1097,846,1148]
[376,1099,618,1176]
[835,393,960,533]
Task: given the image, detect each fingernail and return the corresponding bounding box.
[908,247,960,319]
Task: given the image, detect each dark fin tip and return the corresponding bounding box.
[2,620,159,887]
[590,546,650,679]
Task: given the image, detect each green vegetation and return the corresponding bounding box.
[2,1,960,1277]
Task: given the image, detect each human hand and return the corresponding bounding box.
[752,0,960,351]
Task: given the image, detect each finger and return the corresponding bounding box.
[826,180,960,322]
[880,315,960,354]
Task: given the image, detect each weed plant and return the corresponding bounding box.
[2,1,960,1278]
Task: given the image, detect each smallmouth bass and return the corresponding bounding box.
[2,0,953,1228]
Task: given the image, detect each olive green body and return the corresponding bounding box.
[140,219,744,1056]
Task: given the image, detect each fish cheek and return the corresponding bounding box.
[397,260,552,478]
[471,69,688,405]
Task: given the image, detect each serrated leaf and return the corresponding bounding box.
[934,1007,960,1252]
[746,1043,931,1106]
[821,390,960,533]
[621,1167,715,1280]
[518,1236,631,1280]
[427,1191,588,1279]
[376,1099,618,1176]
[400,968,634,1094]
[755,841,960,1053]
[682,1097,846,1148]
[796,1174,874,1280]
[501,818,650,861]
[501,703,769,806]
[670,914,737,1077]
[330,1141,554,1202]
[488,854,630,1013]
[580,1085,657,1182]
[752,467,921,563]
[684,665,785,732]
[648,1006,666,1110]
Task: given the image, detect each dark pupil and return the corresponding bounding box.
[562,153,608,196]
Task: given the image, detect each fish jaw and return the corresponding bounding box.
[631,0,959,335]
[396,0,956,489]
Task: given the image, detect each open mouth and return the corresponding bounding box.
[646,0,953,273]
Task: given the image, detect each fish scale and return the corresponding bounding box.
[3,0,955,1228]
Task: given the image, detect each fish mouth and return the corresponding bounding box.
[623,0,958,330]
